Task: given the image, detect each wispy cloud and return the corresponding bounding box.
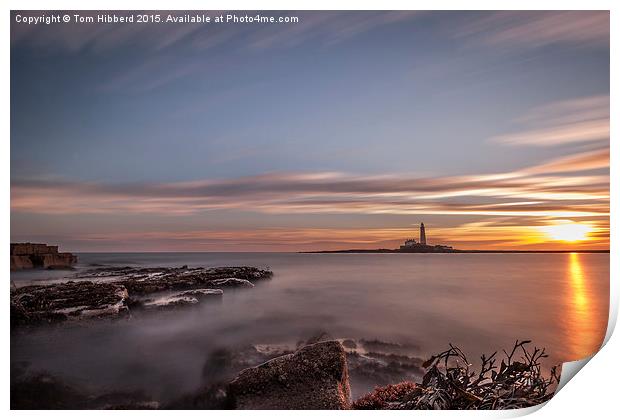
[456,11,609,49]
[11,146,609,220]
[245,11,419,50]
[13,11,608,55]
[491,95,609,147]
[525,148,610,174]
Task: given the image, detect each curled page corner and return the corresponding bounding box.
[552,278,618,395]
[556,356,594,394]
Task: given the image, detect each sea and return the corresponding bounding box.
[10,252,609,402]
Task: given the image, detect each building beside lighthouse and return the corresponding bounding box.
[399,222,453,252]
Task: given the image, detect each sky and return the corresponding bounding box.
[10,11,610,251]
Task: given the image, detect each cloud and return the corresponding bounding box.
[11,11,420,92]
[491,95,609,147]
[11,147,609,220]
[245,11,419,50]
[525,148,610,174]
[13,11,608,56]
[456,11,609,49]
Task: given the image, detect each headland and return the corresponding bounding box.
[303,222,609,254]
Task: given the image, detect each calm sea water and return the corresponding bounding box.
[11,252,609,401]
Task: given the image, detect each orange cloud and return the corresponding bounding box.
[11,147,609,220]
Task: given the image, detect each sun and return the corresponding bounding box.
[539,221,592,242]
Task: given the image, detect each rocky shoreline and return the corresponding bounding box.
[10,263,428,410]
[10,265,272,327]
[10,265,558,410]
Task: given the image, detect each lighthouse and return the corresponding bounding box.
[420,223,427,245]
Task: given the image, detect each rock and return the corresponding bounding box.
[11,243,59,255]
[10,281,129,326]
[74,266,270,295]
[202,345,292,384]
[174,288,224,298]
[11,255,33,270]
[207,278,254,288]
[141,289,223,309]
[352,382,418,409]
[10,243,77,270]
[142,295,199,309]
[228,340,351,409]
[11,265,271,326]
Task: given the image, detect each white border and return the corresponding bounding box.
[3,1,617,419]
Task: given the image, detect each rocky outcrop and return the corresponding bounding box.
[11,265,272,326]
[11,281,129,326]
[75,266,271,295]
[228,340,351,409]
[10,243,77,270]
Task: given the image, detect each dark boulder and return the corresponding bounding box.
[228,340,351,409]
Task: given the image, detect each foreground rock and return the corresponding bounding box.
[10,243,77,270]
[228,340,351,409]
[11,281,129,326]
[194,334,424,404]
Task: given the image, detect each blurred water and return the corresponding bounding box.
[10,252,609,402]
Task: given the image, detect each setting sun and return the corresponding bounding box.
[540,221,593,242]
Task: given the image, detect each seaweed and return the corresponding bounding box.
[353,340,561,410]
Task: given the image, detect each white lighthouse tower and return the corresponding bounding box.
[420,223,427,245]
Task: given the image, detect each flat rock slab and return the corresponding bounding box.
[75,266,271,295]
[141,288,224,309]
[11,281,129,326]
[228,340,351,409]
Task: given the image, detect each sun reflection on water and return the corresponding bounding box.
[565,252,601,359]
